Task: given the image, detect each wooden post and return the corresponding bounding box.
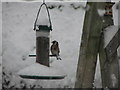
[105,51,119,88]
[104,28,120,88]
[75,2,104,88]
[118,3,120,89]
[99,2,120,88]
[99,3,114,87]
[36,25,50,67]
[99,31,108,87]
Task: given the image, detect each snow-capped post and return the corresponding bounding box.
[33,3,52,67]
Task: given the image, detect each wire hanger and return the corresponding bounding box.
[33,0,52,31]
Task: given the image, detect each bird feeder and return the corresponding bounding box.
[33,3,52,67]
[18,2,66,80]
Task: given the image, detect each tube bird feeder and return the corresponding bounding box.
[34,3,52,67]
[18,2,66,80]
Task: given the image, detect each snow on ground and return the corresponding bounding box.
[18,62,66,76]
[0,1,2,89]
[2,2,87,88]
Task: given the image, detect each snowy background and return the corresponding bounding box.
[1,0,120,89]
[2,1,87,88]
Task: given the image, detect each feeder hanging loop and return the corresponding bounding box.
[43,0,45,4]
[33,2,52,31]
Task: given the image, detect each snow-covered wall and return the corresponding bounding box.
[2,2,86,88]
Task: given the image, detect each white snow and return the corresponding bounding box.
[2,2,86,88]
[18,62,66,76]
[97,9,106,17]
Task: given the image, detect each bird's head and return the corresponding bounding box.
[51,40,58,45]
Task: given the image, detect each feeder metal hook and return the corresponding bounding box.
[43,0,45,4]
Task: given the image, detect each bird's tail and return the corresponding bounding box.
[56,56,62,60]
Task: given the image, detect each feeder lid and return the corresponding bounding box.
[18,63,66,80]
[36,25,52,32]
